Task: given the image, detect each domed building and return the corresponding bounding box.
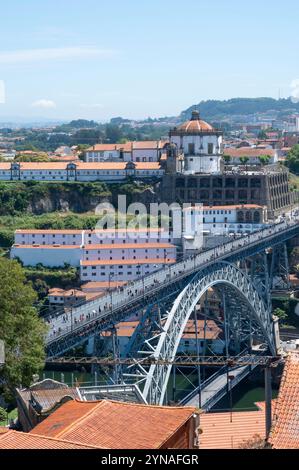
[169,110,223,174]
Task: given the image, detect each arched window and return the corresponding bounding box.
[253,211,261,223]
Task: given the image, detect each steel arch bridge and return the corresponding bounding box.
[123,261,277,405]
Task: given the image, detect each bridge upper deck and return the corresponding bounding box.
[46,217,299,350]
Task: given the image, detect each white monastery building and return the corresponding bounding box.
[0,161,164,182]
[169,110,223,175]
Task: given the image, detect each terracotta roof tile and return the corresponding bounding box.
[269,352,299,449]
[199,410,266,449]
[30,399,197,449]
[225,147,276,158]
[0,430,99,449]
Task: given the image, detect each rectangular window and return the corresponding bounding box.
[188,143,195,154]
[208,143,214,154]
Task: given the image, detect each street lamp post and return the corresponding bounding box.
[109,272,114,313]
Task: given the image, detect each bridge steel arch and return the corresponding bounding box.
[132,262,276,405]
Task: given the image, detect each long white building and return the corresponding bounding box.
[0,161,164,182]
[11,228,177,282]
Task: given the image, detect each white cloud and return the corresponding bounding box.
[0,80,5,104]
[31,99,57,109]
[0,47,115,64]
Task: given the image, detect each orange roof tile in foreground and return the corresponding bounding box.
[269,352,299,449]
[30,399,197,449]
[199,410,266,449]
[0,430,99,449]
[80,258,176,266]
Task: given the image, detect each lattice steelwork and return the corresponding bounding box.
[124,262,275,405]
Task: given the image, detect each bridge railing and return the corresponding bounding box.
[46,217,299,346]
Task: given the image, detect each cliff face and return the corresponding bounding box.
[0,181,160,215]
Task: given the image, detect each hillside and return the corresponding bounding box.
[180,98,299,121]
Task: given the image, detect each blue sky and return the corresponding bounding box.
[0,0,298,121]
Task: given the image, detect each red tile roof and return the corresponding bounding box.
[30,399,197,449]
[224,148,276,158]
[269,352,299,449]
[0,430,99,449]
[199,410,266,449]
[177,119,214,133]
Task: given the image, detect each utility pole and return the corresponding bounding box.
[265,365,272,439]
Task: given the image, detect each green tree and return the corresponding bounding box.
[258,130,268,140]
[15,153,50,162]
[285,145,299,175]
[223,155,231,165]
[0,407,7,423]
[239,156,249,165]
[273,307,288,323]
[0,258,47,402]
[258,155,271,166]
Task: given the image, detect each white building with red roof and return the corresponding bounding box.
[169,110,223,174]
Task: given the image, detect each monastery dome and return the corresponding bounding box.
[176,110,214,133]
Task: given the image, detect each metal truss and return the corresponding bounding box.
[270,243,290,290]
[46,274,192,357]
[46,223,299,357]
[123,262,276,405]
[45,355,280,367]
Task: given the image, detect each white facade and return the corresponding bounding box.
[169,111,223,175]
[11,229,177,280]
[82,243,176,262]
[14,230,84,246]
[11,245,82,267]
[80,258,175,282]
[85,141,166,163]
[181,205,267,251]
[0,161,164,183]
[171,134,222,174]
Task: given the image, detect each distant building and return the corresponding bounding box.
[85,140,168,163]
[223,147,278,165]
[101,319,224,357]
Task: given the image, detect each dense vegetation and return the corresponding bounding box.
[181,97,299,120]
[12,120,170,152]
[0,258,47,402]
[285,145,299,175]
